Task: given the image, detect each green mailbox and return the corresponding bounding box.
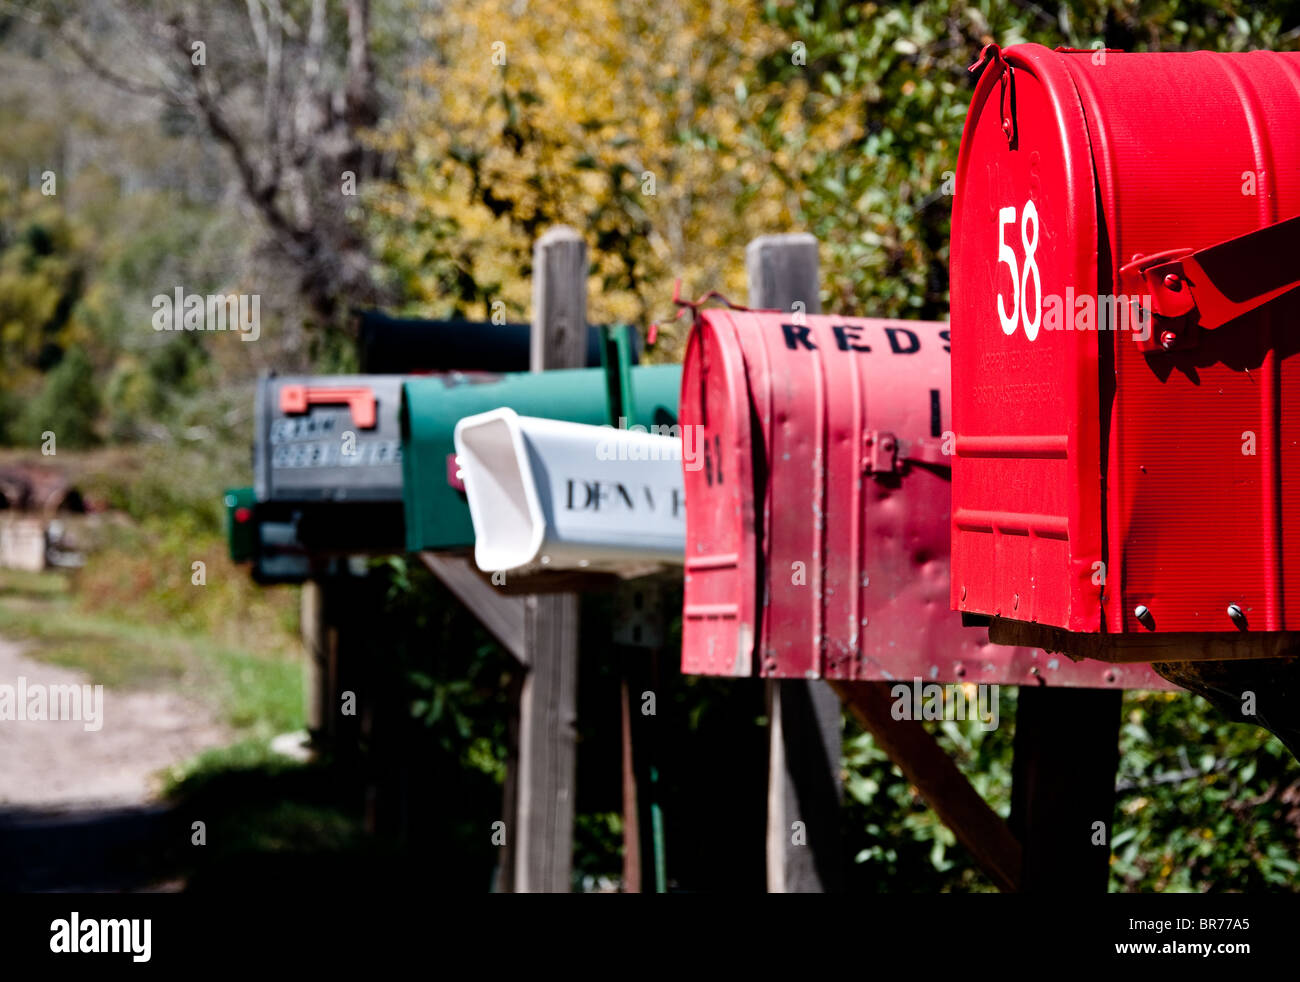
[401,361,681,553]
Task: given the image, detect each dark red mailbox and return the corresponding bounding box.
[951,43,1300,661]
[679,307,1169,688]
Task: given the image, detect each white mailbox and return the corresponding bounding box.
[453,408,685,575]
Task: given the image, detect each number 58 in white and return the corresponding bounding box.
[996,200,1041,341]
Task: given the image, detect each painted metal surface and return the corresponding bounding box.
[254,374,408,504]
[224,487,258,563]
[678,307,1170,688]
[454,409,684,574]
[402,365,681,552]
[951,43,1300,643]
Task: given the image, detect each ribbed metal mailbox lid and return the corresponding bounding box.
[679,307,1171,689]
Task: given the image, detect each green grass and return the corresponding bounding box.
[0,566,302,735]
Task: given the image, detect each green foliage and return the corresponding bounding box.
[1111,690,1300,891]
[843,688,1016,892]
[0,564,301,733]
[840,686,1300,892]
[15,345,100,447]
[755,0,1300,318]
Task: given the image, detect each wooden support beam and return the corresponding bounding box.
[620,671,642,893]
[831,680,1023,893]
[300,578,329,742]
[747,233,844,893]
[508,226,588,892]
[515,593,580,892]
[419,552,528,665]
[1010,686,1121,893]
[531,226,589,372]
[767,679,845,892]
[745,233,821,314]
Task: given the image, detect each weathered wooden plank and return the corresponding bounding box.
[530,226,589,372]
[766,679,845,892]
[515,593,580,892]
[300,578,329,740]
[990,616,1300,663]
[745,233,821,314]
[419,552,528,665]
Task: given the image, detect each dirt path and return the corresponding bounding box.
[0,636,230,811]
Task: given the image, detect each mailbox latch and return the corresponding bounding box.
[864,431,951,476]
[865,431,900,475]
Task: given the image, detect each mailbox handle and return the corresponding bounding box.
[279,385,377,429]
[1119,212,1300,352]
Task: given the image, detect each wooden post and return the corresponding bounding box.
[512,225,587,892]
[1010,686,1122,892]
[531,226,590,372]
[620,672,642,893]
[300,578,329,743]
[615,579,668,893]
[746,233,844,893]
[516,592,580,891]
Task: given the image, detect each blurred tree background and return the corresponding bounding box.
[0,0,1298,891]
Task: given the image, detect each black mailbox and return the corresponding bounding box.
[354,311,638,373]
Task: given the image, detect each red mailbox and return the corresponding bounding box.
[951,43,1300,661]
[679,306,1169,688]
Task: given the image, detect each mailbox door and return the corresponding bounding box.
[681,308,1171,689]
[952,43,1300,638]
[680,313,761,676]
[255,375,407,504]
[454,409,684,573]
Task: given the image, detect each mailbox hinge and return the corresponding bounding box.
[1118,211,1300,353]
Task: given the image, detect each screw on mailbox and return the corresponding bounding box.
[1227,604,1247,629]
[1162,273,1183,291]
[1134,604,1154,629]
[1159,330,1178,350]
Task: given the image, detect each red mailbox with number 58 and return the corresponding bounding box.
[951,43,1300,662]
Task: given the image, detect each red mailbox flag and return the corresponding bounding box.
[678,307,1170,689]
